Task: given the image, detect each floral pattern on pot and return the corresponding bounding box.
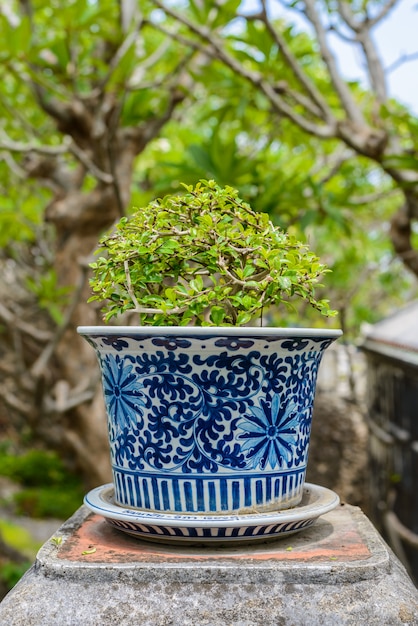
[238,395,300,470]
[80,330,339,514]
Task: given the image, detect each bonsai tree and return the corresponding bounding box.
[89,180,337,326]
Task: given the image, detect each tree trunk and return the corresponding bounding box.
[20,92,183,487]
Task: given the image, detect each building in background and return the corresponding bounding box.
[361,301,418,584]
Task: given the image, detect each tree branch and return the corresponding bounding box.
[151,1,336,138]
[311,146,352,184]
[337,1,388,102]
[0,133,69,156]
[30,263,89,379]
[258,0,335,124]
[303,0,365,126]
[349,187,400,205]
[365,0,400,29]
[46,380,99,414]
[390,194,418,276]
[1,390,33,417]
[127,39,174,90]
[273,81,324,118]
[0,302,53,342]
[0,151,27,178]
[68,140,113,184]
[119,0,138,33]
[357,31,387,102]
[0,132,113,184]
[98,12,145,91]
[387,51,418,75]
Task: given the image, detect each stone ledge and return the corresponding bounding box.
[1,502,417,625]
[33,503,388,585]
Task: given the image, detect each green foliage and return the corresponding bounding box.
[12,486,82,519]
[0,189,47,247]
[0,449,84,519]
[0,519,41,559]
[89,179,337,325]
[0,560,31,592]
[137,108,416,335]
[0,519,40,593]
[0,449,66,485]
[0,0,416,341]
[25,269,71,325]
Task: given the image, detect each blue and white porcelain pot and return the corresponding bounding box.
[78,326,341,515]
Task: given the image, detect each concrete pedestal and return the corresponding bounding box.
[0,503,417,625]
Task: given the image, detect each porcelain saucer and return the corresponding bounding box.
[84,483,339,544]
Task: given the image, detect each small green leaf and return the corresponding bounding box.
[164,288,177,302]
[277,276,292,290]
[190,275,204,292]
[235,311,252,326]
[209,306,226,325]
[50,536,62,547]
[243,264,255,278]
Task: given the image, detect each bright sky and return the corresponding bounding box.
[242,0,418,114]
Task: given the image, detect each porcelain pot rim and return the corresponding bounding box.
[77,325,342,339]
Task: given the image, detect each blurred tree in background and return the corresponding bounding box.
[0,0,417,488]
